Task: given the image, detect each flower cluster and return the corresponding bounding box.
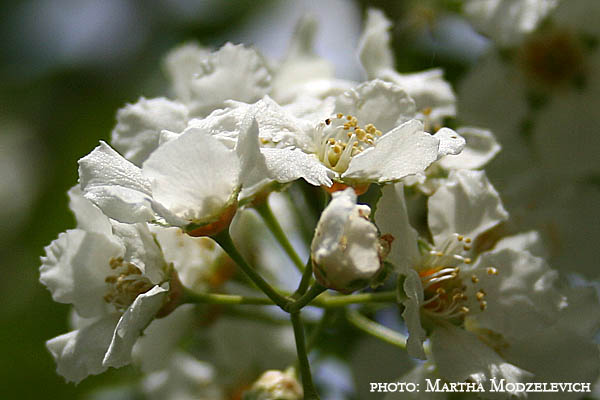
[40,3,600,399]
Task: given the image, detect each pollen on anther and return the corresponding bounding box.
[337,113,343,119]
[457,235,464,241]
[463,245,471,251]
[464,237,472,244]
[487,267,498,275]
[464,258,472,264]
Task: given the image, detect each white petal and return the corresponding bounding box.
[67,186,112,236]
[163,42,211,103]
[428,170,508,245]
[358,8,394,77]
[185,43,271,117]
[464,0,558,47]
[438,127,501,170]
[343,120,438,183]
[493,230,547,258]
[79,142,156,223]
[467,248,564,341]
[46,314,120,383]
[335,79,416,134]
[255,96,314,149]
[236,117,272,199]
[110,222,166,284]
[142,127,240,223]
[401,269,427,360]
[103,284,168,368]
[501,326,600,397]
[261,147,333,186]
[431,323,533,392]
[375,183,420,272]
[40,229,123,318]
[433,127,465,158]
[381,68,456,121]
[111,97,189,166]
[151,226,224,292]
[133,304,196,372]
[271,16,335,104]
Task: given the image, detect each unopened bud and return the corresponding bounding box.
[243,369,302,400]
[311,188,385,293]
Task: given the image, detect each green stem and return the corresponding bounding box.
[213,230,288,309]
[294,257,314,296]
[291,312,320,399]
[315,291,397,308]
[307,309,336,351]
[346,309,407,349]
[255,200,306,273]
[182,289,274,306]
[288,283,327,313]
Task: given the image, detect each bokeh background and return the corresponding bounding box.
[0,0,552,398]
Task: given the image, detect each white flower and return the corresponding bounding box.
[201,80,463,189]
[464,0,559,47]
[40,188,174,382]
[79,113,263,235]
[163,42,271,118]
[376,171,600,393]
[111,97,189,166]
[311,188,387,292]
[358,9,456,126]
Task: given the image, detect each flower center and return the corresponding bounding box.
[104,257,154,311]
[519,27,585,88]
[418,234,495,321]
[315,113,382,173]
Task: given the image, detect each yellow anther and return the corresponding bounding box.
[366,133,374,142]
[457,235,464,241]
[465,237,472,243]
[460,306,470,314]
[476,291,485,301]
[375,130,382,136]
[479,301,487,311]
[347,131,353,138]
[464,258,472,264]
[346,115,353,121]
[422,107,432,116]
[355,128,366,140]
[471,275,479,284]
[436,251,444,257]
[337,113,343,119]
[487,267,498,275]
[260,138,269,144]
[333,144,342,154]
[365,123,376,133]
[463,245,471,251]
[328,138,336,145]
[343,124,350,130]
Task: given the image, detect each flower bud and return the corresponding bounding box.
[243,369,302,400]
[311,188,387,293]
